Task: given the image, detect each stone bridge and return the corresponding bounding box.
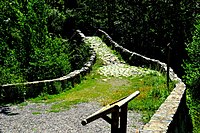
[94,29,192,133]
[1,29,192,133]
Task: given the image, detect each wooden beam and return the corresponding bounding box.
[102,115,112,124]
[81,105,119,126]
[114,91,140,108]
[81,91,140,129]
[120,103,128,133]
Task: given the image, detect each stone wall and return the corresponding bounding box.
[96,29,192,133]
[1,31,96,102]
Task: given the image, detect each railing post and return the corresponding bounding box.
[111,108,119,133]
[167,43,171,91]
[120,103,128,133]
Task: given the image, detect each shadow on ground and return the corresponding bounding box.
[0,106,19,116]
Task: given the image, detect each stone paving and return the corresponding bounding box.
[85,37,160,77]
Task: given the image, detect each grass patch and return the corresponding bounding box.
[32,112,41,115]
[29,57,174,123]
[19,102,28,106]
[111,49,124,62]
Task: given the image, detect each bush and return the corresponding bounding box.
[29,37,72,81]
[69,40,91,70]
[183,14,200,132]
[0,0,91,102]
[183,15,200,98]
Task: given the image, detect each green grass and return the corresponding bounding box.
[28,57,174,123]
[19,102,28,106]
[111,49,124,62]
[32,112,41,115]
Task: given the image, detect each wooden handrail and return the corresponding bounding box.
[81,104,118,126]
[81,91,140,133]
[114,91,140,107]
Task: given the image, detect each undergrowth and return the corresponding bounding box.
[187,91,200,133]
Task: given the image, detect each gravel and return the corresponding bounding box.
[0,102,144,133]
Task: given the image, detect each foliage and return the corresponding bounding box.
[0,0,90,103]
[183,14,200,133]
[0,45,24,85]
[45,0,78,11]
[29,37,72,80]
[183,15,200,98]
[69,40,91,70]
[47,8,76,38]
[0,0,51,82]
[187,92,200,133]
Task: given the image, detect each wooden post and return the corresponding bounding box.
[111,108,119,133]
[167,43,171,91]
[120,103,128,133]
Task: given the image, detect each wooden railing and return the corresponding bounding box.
[81,91,140,133]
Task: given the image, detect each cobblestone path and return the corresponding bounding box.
[85,37,160,77]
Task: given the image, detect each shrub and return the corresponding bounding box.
[29,37,72,81]
[0,0,91,102]
[183,15,200,98]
